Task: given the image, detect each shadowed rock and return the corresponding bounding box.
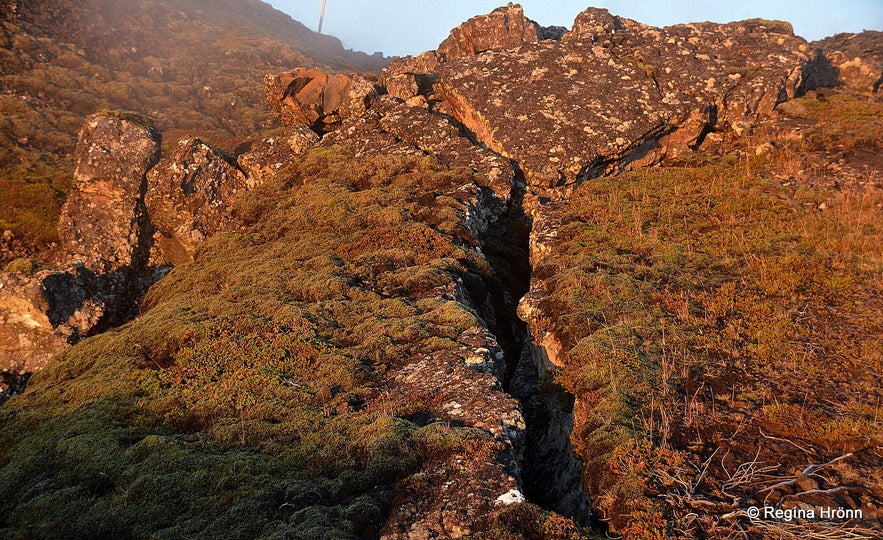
[815,31,883,93]
[0,261,157,377]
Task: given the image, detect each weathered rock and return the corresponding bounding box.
[437,3,541,61]
[562,6,630,43]
[435,42,684,191]
[372,98,515,202]
[380,52,442,101]
[382,327,525,538]
[815,31,883,93]
[427,10,836,191]
[516,201,566,366]
[264,68,378,131]
[382,73,421,101]
[321,96,516,238]
[145,137,249,263]
[57,112,161,273]
[0,264,103,374]
[237,124,319,185]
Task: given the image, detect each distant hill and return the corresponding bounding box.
[0,0,387,249]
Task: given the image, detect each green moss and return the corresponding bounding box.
[0,148,496,537]
[2,257,45,276]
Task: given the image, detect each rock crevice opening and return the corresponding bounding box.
[475,169,593,525]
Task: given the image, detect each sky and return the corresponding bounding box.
[268,0,883,57]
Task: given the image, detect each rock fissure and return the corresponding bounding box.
[475,165,593,525]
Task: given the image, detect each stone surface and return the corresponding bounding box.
[321,96,516,237]
[382,328,525,538]
[0,264,104,373]
[436,3,540,61]
[264,68,379,131]
[145,137,249,263]
[426,9,837,191]
[57,112,161,273]
[237,124,320,185]
[815,31,883,93]
[380,52,442,102]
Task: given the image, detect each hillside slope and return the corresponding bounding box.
[1,3,882,539]
[0,0,386,251]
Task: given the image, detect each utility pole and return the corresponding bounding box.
[318,0,327,34]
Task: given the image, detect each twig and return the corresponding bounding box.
[758,426,815,455]
[780,485,871,504]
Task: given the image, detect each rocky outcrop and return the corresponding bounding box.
[0,268,73,374]
[320,96,516,237]
[237,124,319,185]
[11,111,169,379]
[416,8,838,191]
[382,328,526,538]
[305,81,532,535]
[0,260,159,379]
[264,68,379,132]
[815,31,883,93]
[57,112,161,273]
[145,138,249,263]
[437,3,542,61]
[380,52,442,102]
[2,110,265,388]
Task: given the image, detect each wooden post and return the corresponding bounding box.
[318,0,327,34]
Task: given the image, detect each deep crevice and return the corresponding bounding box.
[472,166,593,526]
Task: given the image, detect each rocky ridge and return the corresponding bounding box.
[814,31,883,93]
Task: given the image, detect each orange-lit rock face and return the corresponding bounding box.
[814,31,883,93]
[57,113,161,274]
[265,68,378,132]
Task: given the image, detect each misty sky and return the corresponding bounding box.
[268,0,882,57]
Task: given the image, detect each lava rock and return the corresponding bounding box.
[814,31,883,93]
[264,68,379,132]
[436,3,542,61]
[57,111,161,273]
[145,137,249,263]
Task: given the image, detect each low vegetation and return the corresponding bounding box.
[0,148,513,538]
[538,96,883,537]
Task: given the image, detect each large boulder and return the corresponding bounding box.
[815,31,883,93]
[145,137,249,263]
[0,263,106,375]
[57,111,161,273]
[424,10,837,191]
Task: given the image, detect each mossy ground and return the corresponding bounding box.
[0,0,384,254]
[0,148,513,538]
[538,95,883,538]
